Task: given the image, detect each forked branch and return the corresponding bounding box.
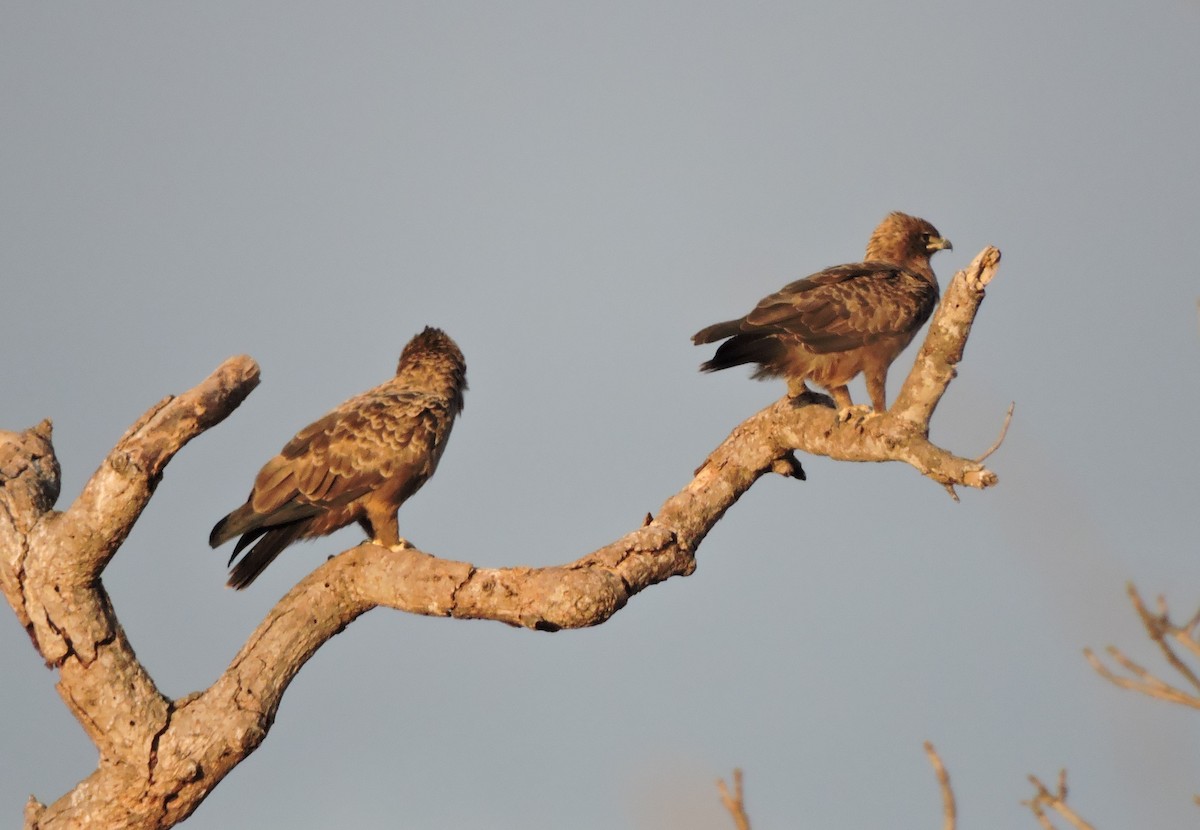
[1,249,1003,829]
[1085,583,1200,709]
[1024,770,1096,830]
[716,769,751,830]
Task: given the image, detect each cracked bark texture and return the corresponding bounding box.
[1,247,1001,830]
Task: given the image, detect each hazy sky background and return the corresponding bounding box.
[3,2,1199,827]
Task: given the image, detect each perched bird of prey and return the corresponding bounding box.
[692,212,951,414]
[210,327,467,589]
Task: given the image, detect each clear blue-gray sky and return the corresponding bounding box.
[4,2,1200,827]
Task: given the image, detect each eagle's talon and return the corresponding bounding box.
[836,404,875,424]
[209,327,467,590]
[692,212,950,418]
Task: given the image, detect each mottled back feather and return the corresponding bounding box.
[693,212,950,410]
[210,326,467,588]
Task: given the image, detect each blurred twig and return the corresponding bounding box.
[1085,583,1200,709]
[716,769,750,830]
[924,742,956,830]
[1024,770,1095,830]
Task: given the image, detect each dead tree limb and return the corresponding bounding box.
[1085,584,1200,709]
[716,769,751,830]
[1030,583,1200,826]
[924,742,957,830]
[1024,770,1096,830]
[1,247,1002,829]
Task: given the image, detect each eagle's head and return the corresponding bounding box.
[865,212,951,270]
[396,327,468,407]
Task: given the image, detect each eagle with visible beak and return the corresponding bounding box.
[693,212,951,413]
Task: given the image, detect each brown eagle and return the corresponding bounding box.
[692,212,951,413]
[210,326,467,589]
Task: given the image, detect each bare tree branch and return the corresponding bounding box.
[1024,771,1095,830]
[924,742,956,830]
[2,357,260,829]
[1085,584,1200,709]
[1,249,1003,829]
[716,769,750,830]
[891,246,1001,426]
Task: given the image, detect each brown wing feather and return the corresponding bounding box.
[210,327,467,589]
[250,391,443,520]
[692,213,948,410]
[742,263,937,354]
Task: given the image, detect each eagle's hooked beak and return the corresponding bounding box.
[928,236,952,252]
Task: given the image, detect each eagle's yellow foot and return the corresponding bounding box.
[387,537,415,552]
[836,404,878,427]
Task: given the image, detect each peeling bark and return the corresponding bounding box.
[1,250,1002,829]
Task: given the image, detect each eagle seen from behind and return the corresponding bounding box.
[210,326,467,589]
[692,212,951,413]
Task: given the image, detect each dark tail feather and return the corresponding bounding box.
[212,500,321,549]
[691,319,744,345]
[228,527,269,565]
[210,502,261,548]
[700,333,784,373]
[227,523,307,590]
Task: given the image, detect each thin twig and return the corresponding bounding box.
[716,769,751,830]
[1134,591,1200,694]
[1027,798,1056,830]
[1086,585,1200,709]
[1093,646,1200,707]
[1183,605,1200,634]
[1024,771,1095,830]
[975,402,1015,462]
[924,742,956,830]
[1173,625,1200,661]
